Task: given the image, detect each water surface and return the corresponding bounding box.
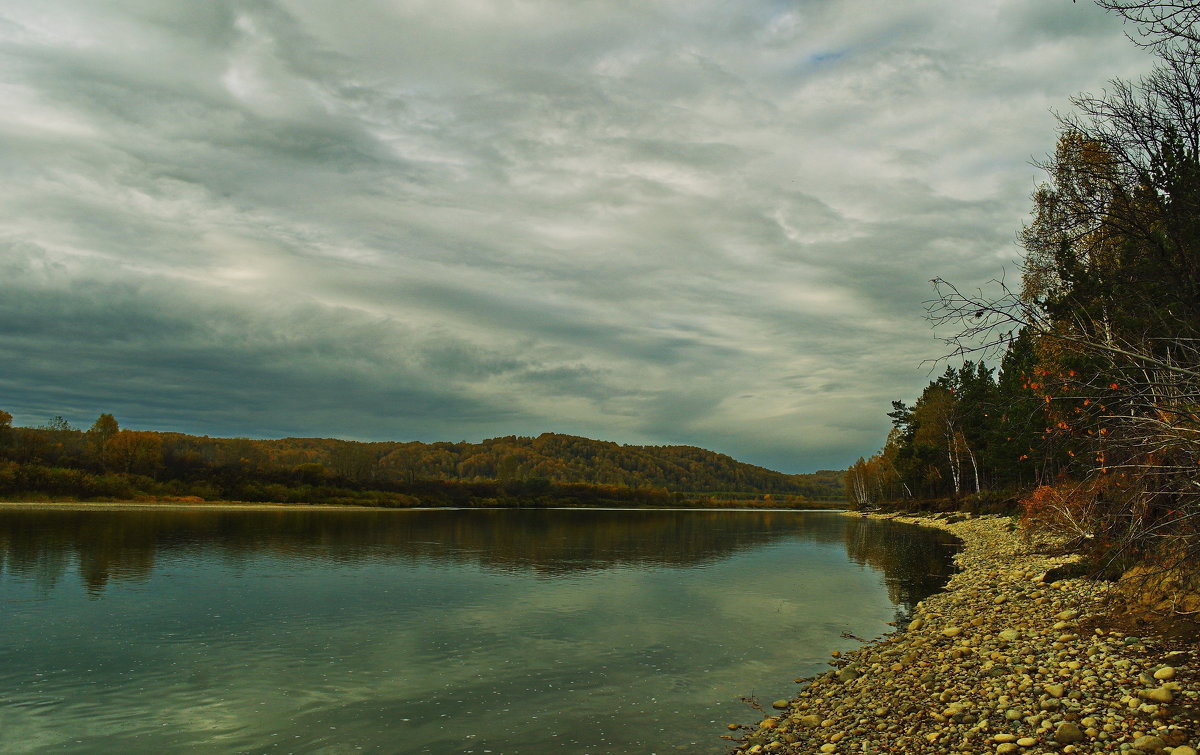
[0,507,957,753]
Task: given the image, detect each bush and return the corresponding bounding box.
[1020,478,1105,546]
[83,474,136,500]
[962,489,1020,516]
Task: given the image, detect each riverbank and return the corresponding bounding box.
[730,513,1198,755]
[0,499,840,513]
[0,500,390,511]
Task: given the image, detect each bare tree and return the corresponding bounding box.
[1096,0,1200,48]
[918,0,1200,600]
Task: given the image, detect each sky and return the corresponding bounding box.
[0,0,1161,473]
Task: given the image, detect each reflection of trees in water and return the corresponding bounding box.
[842,516,961,619]
[0,509,957,602]
[0,509,804,591]
[0,512,159,594]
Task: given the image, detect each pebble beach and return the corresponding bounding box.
[729,513,1198,755]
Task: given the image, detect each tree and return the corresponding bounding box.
[329,442,378,483]
[926,0,1200,576]
[845,457,873,508]
[0,409,11,458]
[87,414,120,467]
[911,387,970,498]
[990,330,1046,489]
[88,414,119,444]
[1096,0,1200,49]
[41,416,76,432]
[102,431,163,477]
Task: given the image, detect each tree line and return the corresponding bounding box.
[850,0,1200,579]
[0,412,840,507]
[844,346,1044,511]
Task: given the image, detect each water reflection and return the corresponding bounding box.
[0,507,958,754]
[0,507,955,599]
[842,514,959,618]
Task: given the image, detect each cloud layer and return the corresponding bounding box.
[0,0,1157,471]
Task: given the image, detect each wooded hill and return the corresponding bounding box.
[0,415,842,507]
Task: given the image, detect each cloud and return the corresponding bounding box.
[0,0,1157,470]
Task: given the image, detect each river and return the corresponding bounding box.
[0,506,957,753]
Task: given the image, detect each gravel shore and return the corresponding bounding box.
[729,513,1197,755]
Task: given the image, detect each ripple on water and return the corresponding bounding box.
[0,509,957,754]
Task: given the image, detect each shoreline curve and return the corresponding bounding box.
[728,513,1197,754]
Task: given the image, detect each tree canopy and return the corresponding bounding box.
[859,0,1200,578]
[0,415,842,508]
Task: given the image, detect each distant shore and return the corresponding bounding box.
[0,500,844,512]
[729,513,1197,754]
[0,500,388,512]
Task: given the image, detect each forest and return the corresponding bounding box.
[0,414,842,508]
[846,0,1200,585]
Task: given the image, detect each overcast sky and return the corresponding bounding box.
[0,0,1159,472]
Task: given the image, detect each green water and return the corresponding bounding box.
[0,507,957,754]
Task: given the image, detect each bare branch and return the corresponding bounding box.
[1096,0,1200,46]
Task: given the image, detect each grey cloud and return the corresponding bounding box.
[0,257,518,436]
[0,0,1159,470]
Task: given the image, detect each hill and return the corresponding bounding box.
[257,432,840,495]
[0,414,842,507]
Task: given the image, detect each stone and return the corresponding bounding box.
[1054,722,1085,744]
[731,515,1187,755]
[1142,686,1174,703]
[771,699,790,710]
[1170,747,1197,755]
[1130,734,1166,752]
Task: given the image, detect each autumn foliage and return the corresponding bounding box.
[0,416,841,508]
[1020,479,1108,542]
[901,0,1200,594]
